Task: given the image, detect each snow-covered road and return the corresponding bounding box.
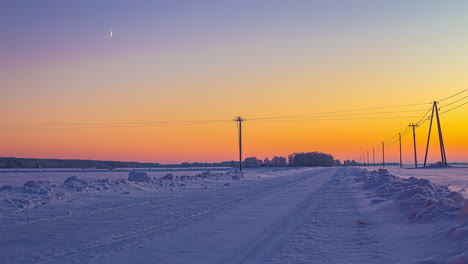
[0,167,466,264]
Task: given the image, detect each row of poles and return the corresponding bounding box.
[236,101,449,171]
[356,101,448,168]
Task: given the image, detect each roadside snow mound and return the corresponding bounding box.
[226,169,244,180]
[128,171,151,183]
[0,181,67,211]
[356,169,466,221]
[0,170,244,217]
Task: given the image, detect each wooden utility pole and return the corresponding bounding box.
[409,123,418,168]
[373,147,375,167]
[399,133,402,168]
[423,104,435,167]
[382,142,385,167]
[235,116,244,171]
[423,101,448,167]
[434,101,448,167]
[367,151,370,167]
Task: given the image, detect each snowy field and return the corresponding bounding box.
[0,167,467,263]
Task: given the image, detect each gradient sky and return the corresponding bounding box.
[1,0,467,164]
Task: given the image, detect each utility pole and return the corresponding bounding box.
[382,142,385,167]
[367,151,370,167]
[423,104,435,167]
[423,101,448,167]
[235,116,244,171]
[399,133,402,168]
[373,148,375,167]
[409,123,418,168]
[434,101,448,167]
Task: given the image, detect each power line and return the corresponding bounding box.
[415,107,433,125]
[0,120,232,131]
[347,89,466,159]
[250,115,424,122]
[1,110,426,129]
[1,89,466,135]
[249,109,428,122]
[248,102,431,121]
[0,119,232,130]
[1,119,231,127]
[358,89,467,164]
[440,101,468,114]
[438,89,467,102]
[439,95,468,109]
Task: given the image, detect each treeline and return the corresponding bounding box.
[1,151,343,169]
[243,151,340,167]
[0,157,161,169]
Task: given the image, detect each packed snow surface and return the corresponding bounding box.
[0,167,466,263]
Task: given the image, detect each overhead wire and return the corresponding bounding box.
[1,87,466,158]
[248,102,431,121]
[247,109,428,122]
[438,89,467,102]
[439,95,468,109]
[250,116,424,122]
[353,89,467,162]
[415,107,433,126]
[0,120,233,131]
[440,101,468,114]
[6,91,457,131]
[0,119,232,130]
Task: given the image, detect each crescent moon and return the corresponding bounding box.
[109,31,113,38]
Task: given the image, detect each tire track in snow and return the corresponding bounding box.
[266,168,392,264]
[5,169,329,264]
[231,168,344,264]
[0,194,179,232]
[97,168,337,264]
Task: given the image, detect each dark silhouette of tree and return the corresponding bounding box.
[343,160,357,166]
[270,156,287,167]
[244,157,263,167]
[287,152,335,167]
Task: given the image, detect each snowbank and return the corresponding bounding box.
[0,180,67,211]
[0,169,244,219]
[356,168,468,263]
[128,171,152,182]
[356,168,466,221]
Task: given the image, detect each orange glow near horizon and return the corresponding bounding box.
[1,104,466,164]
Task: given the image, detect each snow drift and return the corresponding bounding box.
[0,170,243,219]
[356,168,468,263]
[356,168,466,220]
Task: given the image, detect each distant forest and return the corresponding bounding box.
[1,152,348,169]
[0,157,162,169]
[244,152,340,167]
